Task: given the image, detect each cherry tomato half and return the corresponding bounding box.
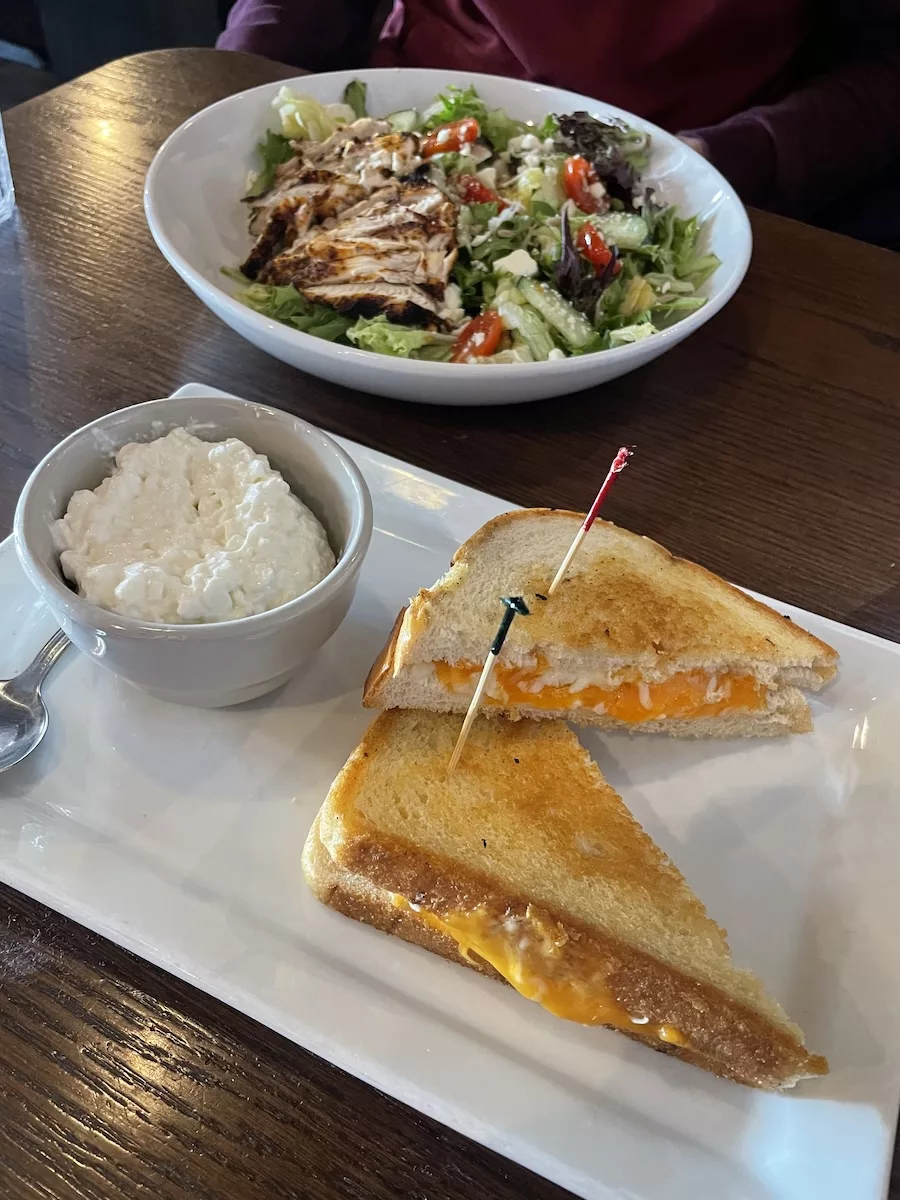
[563,154,604,213]
[456,174,509,210]
[577,223,614,271]
[422,118,480,159]
[451,311,504,363]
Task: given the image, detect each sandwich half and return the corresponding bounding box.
[364,509,838,737]
[303,709,828,1089]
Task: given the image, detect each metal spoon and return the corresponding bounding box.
[0,629,70,772]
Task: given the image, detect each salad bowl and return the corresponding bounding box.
[144,68,751,405]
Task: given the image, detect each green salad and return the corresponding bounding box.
[225,82,720,365]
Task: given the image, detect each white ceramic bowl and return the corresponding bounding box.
[14,395,373,707]
[144,68,752,407]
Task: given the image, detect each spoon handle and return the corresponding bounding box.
[16,628,71,691]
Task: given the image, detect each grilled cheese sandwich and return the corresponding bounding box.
[364,509,838,738]
[303,709,828,1088]
[390,893,687,1044]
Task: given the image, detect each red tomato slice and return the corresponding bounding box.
[451,311,504,363]
[577,223,613,270]
[576,223,622,276]
[457,174,509,210]
[563,155,604,213]
[422,118,480,159]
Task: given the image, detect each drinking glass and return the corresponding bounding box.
[0,113,16,224]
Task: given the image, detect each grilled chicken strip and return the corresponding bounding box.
[241,120,422,280]
[301,118,391,166]
[242,164,368,279]
[300,281,449,324]
[259,180,458,325]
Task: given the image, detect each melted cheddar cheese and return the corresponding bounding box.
[434,660,765,723]
[392,896,686,1046]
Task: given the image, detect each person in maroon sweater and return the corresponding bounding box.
[217,0,900,247]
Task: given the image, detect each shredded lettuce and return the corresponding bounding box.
[643,271,696,295]
[509,161,565,212]
[222,269,352,341]
[530,200,557,220]
[651,295,707,326]
[346,315,455,359]
[429,150,468,176]
[423,84,486,130]
[536,114,559,140]
[272,86,352,141]
[244,130,294,199]
[421,86,528,152]
[609,321,658,345]
[645,206,721,285]
[452,256,490,310]
[481,108,528,152]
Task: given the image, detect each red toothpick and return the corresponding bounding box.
[547,447,633,597]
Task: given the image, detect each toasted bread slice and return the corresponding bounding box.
[364,510,838,737]
[303,709,828,1089]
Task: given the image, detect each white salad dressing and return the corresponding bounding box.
[439,282,465,326]
[53,427,335,624]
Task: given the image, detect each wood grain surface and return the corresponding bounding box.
[0,48,898,1200]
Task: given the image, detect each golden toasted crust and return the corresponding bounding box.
[363,606,406,708]
[442,510,837,668]
[370,510,838,697]
[304,813,505,984]
[305,710,828,1090]
[304,816,826,1090]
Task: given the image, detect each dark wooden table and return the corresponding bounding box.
[1,47,898,1200]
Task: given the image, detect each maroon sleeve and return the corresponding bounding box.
[216,0,379,71]
[681,0,900,217]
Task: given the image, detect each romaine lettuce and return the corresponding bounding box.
[481,108,527,152]
[222,270,352,341]
[343,80,367,119]
[244,130,293,199]
[346,316,455,358]
[609,321,658,345]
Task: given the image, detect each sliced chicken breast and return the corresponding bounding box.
[239,123,457,324]
[300,281,445,324]
[301,118,392,166]
[258,180,458,322]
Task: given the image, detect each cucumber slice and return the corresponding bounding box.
[518,279,595,350]
[591,212,650,249]
[496,298,555,361]
[387,108,420,133]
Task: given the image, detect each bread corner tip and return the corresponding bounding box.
[363,606,407,707]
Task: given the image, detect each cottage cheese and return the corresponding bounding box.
[53,427,335,624]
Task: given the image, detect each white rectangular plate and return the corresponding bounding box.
[1,383,898,1200]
